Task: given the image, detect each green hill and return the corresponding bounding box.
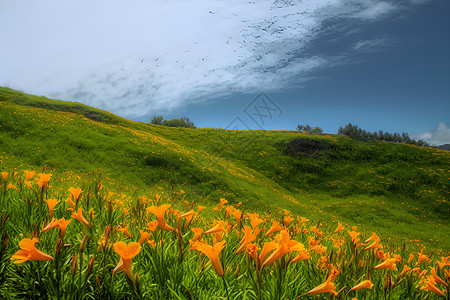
[1,87,449,252]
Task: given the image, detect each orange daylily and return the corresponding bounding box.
[417,249,430,265]
[194,240,226,277]
[138,230,151,244]
[146,220,159,232]
[420,276,446,297]
[333,223,344,234]
[298,216,309,224]
[71,208,90,227]
[197,205,207,213]
[231,209,243,227]
[113,241,141,277]
[235,226,256,254]
[303,270,338,296]
[146,204,174,231]
[204,221,226,235]
[375,257,397,271]
[24,170,36,181]
[1,172,8,181]
[41,217,72,238]
[247,213,264,229]
[347,230,360,245]
[349,280,374,292]
[68,187,83,203]
[218,198,228,208]
[265,220,282,237]
[246,243,259,261]
[225,205,235,218]
[364,239,383,251]
[191,228,203,243]
[10,238,53,263]
[400,265,411,277]
[430,267,448,287]
[44,198,59,218]
[117,225,132,239]
[262,230,301,267]
[179,209,197,227]
[36,173,52,190]
[291,245,310,263]
[365,232,380,243]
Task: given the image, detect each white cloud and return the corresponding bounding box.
[0,0,400,118]
[353,37,387,50]
[411,122,450,145]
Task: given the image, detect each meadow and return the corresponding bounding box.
[0,87,449,299]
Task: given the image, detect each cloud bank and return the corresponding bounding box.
[411,122,450,146]
[0,0,404,118]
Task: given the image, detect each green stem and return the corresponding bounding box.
[222,276,229,300]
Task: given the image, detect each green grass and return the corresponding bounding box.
[1,86,449,253]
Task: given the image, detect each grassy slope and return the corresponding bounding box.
[1,87,449,253]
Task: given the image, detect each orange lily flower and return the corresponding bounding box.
[117,225,132,239]
[291,246,310,263]
[194,240,226,277]
[235,226,256,254]
[1,172,8,181]
[262,230,301,267]
[71,208,90,227]
[303,271,338,296]
[197,205,207,213]
[191,228,204,242]
[246,243,259,261]
[349,280,374,292]
[259,241,278,264]
[364,239,383,251]
[400,265,411,277]
[113,241,141,277]
[417,249,429,265]
[225,205,235,218]
[146,220,159,232]
[68,187,83,203]
[138,230,151,244]
[44,198,59,218]
[24,170,36,181]
[333,223,344,234]
[247,213,264,229]
[298,216,309,224]
[36,173,52,190]
[231,209,243,227]
[42,217,72,238]
[10,238,53,263]
[375,257,397,271]
[265,220,282,237]
[365,232,379,243]
[347,230,360,245]
[430,267,448,287]
[283,216,293,227]
[204,220,226,235]
[146,204,174,231]
[420,276,446,297]
[408,253,414,264]
[179,209,197,227]
[218,198,228,208]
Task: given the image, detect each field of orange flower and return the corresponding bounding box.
[0,170,449,299]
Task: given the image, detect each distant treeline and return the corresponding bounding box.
[337,123,430,147]
[151,116,197,129]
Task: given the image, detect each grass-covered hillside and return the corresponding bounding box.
[1,87,449,252]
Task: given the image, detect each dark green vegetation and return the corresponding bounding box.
[151,115,197,129]
[338,122,430,147]
[296,123,323,133]
[1,87,449,252]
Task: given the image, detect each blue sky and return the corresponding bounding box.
[1,0,449,144]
